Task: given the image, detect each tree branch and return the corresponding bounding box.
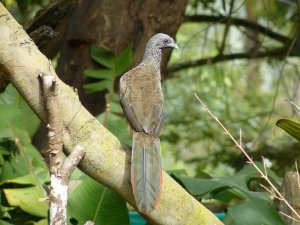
[185,15,292,45]
[168,47,296,72]
[39,72,85,225]
[0,4,223,225]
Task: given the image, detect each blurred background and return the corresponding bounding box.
[0,0,300,224]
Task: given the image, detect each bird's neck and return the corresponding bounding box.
[142,44,162,74]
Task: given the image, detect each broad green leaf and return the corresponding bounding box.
[84,69,114,80]
[68,176,129,225]
[213,188,244,203]
[110,92,120,102]
[115,44,132,75]
[276,119,300,142]
[235,162,281,185]
[238,189,285,225]
[167,169,188,176]
[0,126,49,187]
[0,220,14,225]
[3,187,48,217]
[0,106,19,128]
[91,46,114,68]
[84,80,112,93]
[0,85,40,137]
[173,171,284,225]
[172,173,248,197]
[33,219,48,225]
[109,102,123,114]
[0,128,13,139]
[224,197,284,225]
[0,174,36,185]
[0,85,18,105]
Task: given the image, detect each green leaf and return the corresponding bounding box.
[34,219,48,225]
[168,169,188,176]
[68,176,129,225]
[0,174,37,185]
[84,80,112,93]
[109,102,123,114]
[110,93,120,102]
[115,44,132,75]
[224,193,285,225]
[173,171,284,225]
[0,85,40,138]
[0,127,48,184]
[91,46,114,68]
[3,187,48,217]
[235,162,281,185]
[172,174,248,198]
[84,69,114,80]
[276,119,300,142]
[0,220,14,225]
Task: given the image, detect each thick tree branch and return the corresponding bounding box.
[27,0,76,59]
[0,4,223,225]
[168,48,296,72]
[185,15,293,45]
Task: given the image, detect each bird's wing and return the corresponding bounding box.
[119,67,164,136]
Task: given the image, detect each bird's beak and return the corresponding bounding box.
[173,43,179,49]
[167,42,179,49]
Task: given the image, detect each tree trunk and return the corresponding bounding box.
[0,4,223,224]
[56,0,187,115]
[279,172,300,225]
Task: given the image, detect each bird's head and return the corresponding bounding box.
[148,33,179,50]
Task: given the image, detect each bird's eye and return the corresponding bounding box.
[163,39,169,43]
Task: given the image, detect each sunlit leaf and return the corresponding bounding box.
[83,80,111,93]
[68,176,129,225]
[276,119,300,142]
[0,85,40,137]
[34,219,48,225]
[91,46,114,68]
[0,220,14,225]
[3,187,47,217]
[172,165,285,225]
[115,44,132,75]
[84,69,113,79]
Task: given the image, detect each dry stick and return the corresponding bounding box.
[194,92,300,221]
[40,73,85,225]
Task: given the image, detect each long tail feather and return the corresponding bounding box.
[131,132,162,213]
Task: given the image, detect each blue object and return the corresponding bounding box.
[215,212,225,221]
[129,211,225,225]
[130,211,147,225]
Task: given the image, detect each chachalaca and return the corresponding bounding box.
[119,33,178,212]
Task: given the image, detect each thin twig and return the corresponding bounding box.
[194,92,300,221]
[295,160,300,189]
[280,212,300,223]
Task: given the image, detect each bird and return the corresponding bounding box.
[119,33,178,213]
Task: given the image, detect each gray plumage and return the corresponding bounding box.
[119,33,178,212]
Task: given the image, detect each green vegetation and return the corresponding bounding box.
[1,0,300,224]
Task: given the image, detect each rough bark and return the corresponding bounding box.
[56,0,187,115]
[279,172,300,225]
[0,4,223,225]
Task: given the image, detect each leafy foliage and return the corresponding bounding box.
[0,85,47,225]
[276,119,300,142]
[85,45,133,145]
[172,163,284,225]
[68,175,129,225]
